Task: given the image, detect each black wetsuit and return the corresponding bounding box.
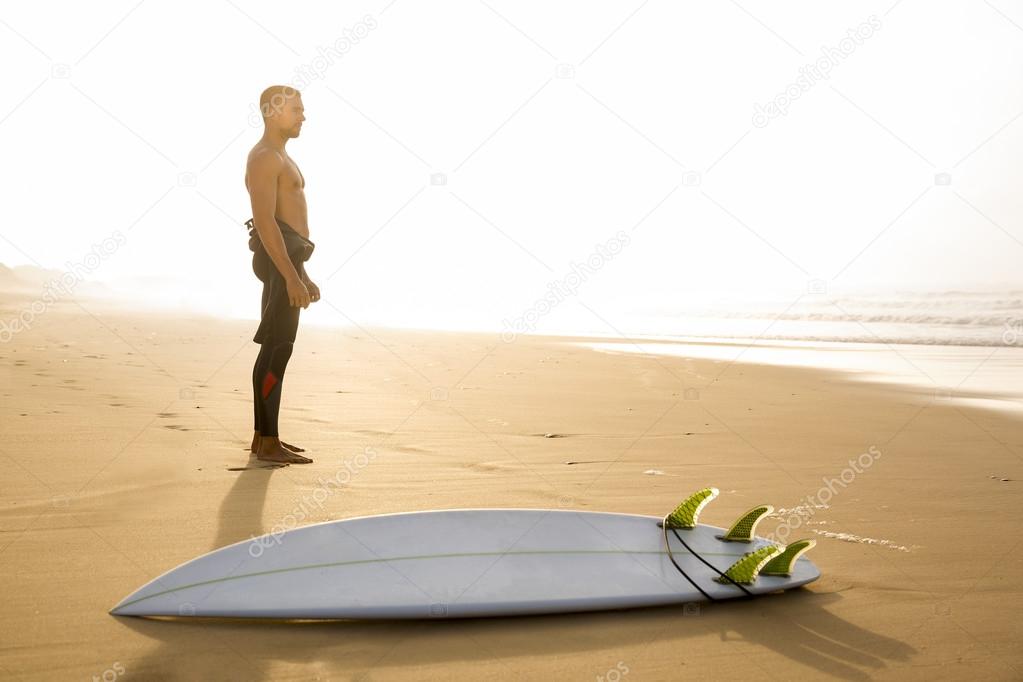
[246,217,315,438]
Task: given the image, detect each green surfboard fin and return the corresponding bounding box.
[715,545,782,584]
[662,487,719,529]
[761,539,816,577]
[717,504,773,542]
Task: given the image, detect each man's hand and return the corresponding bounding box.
[303,276,321,303]
[286,276,311,308]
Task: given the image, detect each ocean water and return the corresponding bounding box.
[572,291,1023,414]
[592,290,1023,348]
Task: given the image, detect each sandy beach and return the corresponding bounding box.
[0,290,1019,680]
[5,0,1023,677]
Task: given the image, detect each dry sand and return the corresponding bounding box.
[1,292,1021,680]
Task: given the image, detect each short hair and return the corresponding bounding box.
[259,85,301,119]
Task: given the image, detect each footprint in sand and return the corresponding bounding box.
[155,412,190,430]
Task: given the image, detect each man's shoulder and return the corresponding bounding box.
[247,144,285,170]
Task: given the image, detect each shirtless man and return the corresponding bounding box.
[245,85,320,465]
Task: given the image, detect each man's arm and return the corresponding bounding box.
[246,150,310,308]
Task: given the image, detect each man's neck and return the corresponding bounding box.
[260,128,289,152]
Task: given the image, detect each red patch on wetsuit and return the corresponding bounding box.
[261,371,278,399]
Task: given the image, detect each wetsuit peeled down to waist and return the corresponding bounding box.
[245,217,315,346]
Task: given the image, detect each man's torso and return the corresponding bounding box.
[245,144,309,239]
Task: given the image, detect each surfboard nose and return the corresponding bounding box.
[109,585,153,616]
[109,591,190,617]
[109,600,137,616]
[109,578,185,617]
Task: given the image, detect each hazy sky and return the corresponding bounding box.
[2,0,1021,334]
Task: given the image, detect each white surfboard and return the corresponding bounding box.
[110,489,820,619]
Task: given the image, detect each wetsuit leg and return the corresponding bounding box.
[257,340,294,437]
[251,246,301,438]
[252,256,272,432]
[252,342,272,432]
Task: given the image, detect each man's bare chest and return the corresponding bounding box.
[282,157,305,190]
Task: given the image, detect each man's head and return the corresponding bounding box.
[259,85,304,138]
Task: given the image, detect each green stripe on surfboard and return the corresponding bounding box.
[115,547,753,610]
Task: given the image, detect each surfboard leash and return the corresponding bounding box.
[670,528,754,597]
[661,521,715,601]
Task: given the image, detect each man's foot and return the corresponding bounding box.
[251,431,306,454]
[257,440,313,464]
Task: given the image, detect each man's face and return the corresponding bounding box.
[272,95,305,137]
